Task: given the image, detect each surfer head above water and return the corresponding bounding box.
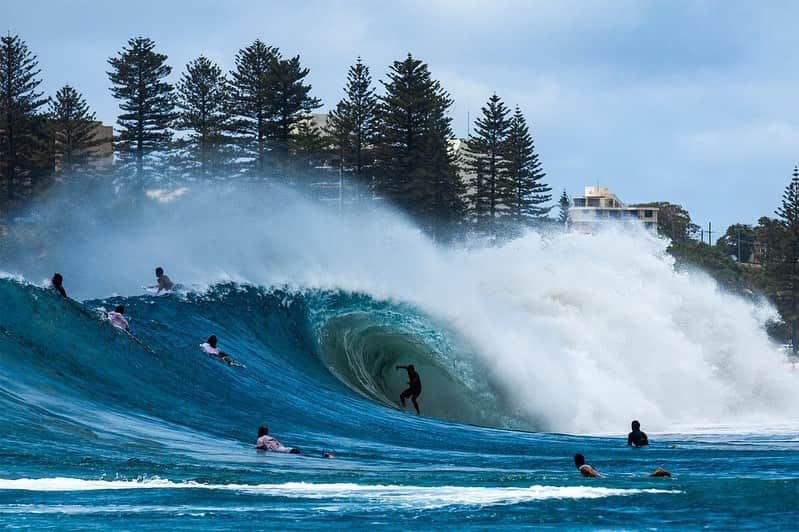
[574,453,603,478]
[628,420,649,447]
[396,364,422,415]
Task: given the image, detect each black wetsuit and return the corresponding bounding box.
[54,284,66,298]
[399,368,422,414]
[628,429,649,447]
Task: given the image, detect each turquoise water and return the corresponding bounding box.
[0,278,797,529]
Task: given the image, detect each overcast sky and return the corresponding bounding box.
[6,0,799,233]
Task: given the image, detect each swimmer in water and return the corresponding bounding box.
[256,426,300,454]
[574,453,603,478]
[149,267,174,293]
[396,364,422,414]
[628,420,649,447]
[649,467,671,477]
[106,305,130,333]
[51,273,67,298]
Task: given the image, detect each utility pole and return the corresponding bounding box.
[737,229,742,262]
[707,221,713,245]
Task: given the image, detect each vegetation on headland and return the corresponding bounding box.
[3,33,799,349]
[0,34,550,238]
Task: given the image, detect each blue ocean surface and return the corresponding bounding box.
[0,278,797,529]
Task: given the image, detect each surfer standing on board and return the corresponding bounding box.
[396,364,422,414]
[51,273,67,298]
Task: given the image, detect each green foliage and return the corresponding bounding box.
[467,93,511,230]
[327,57,378,199]
[669,239,748,293]
[716,223,755,262]
[634,201,698,242]
[505,107,551,223]
[374,54,463,234]
[49,85,99,175]
[107,36,175,182]
[765,167,799,351]
[175,56,231,177]
[0,34,48,207]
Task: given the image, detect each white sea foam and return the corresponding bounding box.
[0,478,680,509]
[4,184,798,433]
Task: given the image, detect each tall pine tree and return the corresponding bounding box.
[558,189,571,226]
[467,93,512,231]
[505,107,551,223]
[49,85,99,176]
[375,54,462,234]
[266,53,321,167]
[289,114,326,187]
[228,40,278,175]
[228,41,320,178]
[175,55,231,177]
[327,57,379,200]
[0,34,48,207]
[769,165,799,352]
[107,36,175,184]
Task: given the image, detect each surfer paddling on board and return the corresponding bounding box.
[256,426,300,454]
[148,267,174,294]
[105,305,130,333]
[574,453,603,478]
[199,335,244,367]
[396,364,422,414]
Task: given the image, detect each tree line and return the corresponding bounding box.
[0,34,553,236]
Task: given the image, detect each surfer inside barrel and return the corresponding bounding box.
[396,363,422,414]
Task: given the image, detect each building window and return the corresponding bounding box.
[574,198,585,207]
[587,198,600,207]
[644,210,653,218]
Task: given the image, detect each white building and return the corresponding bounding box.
[569,186,658,231]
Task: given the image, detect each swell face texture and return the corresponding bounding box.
[315,299,518,428]
[3,184,798,434]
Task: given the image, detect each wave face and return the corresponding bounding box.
[1,184,799,527]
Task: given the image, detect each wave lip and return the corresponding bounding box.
[0,478,681,509]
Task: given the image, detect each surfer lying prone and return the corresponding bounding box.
[256,426,300,454]
[199,335,244,367]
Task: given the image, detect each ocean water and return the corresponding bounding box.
[1,187,798,528]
